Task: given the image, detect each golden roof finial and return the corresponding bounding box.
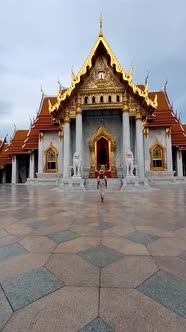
[99,12,103,37]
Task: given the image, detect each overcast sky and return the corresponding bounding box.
[0,0,186,139]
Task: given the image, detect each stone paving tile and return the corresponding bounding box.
[136,225,175,238]
[1,267,63,311]
[102,237,150,255]
[0,230,8,238]
[79,245,123,268]
[137,271,186,318]
[46,253,99,287]
[154,256,186,280]
[0,235,24,247]
[100,288,186,332]
[20,236,57,253]
[0,253,50,282]
[80,317,113,332]
[54,237,101,253]
[0,286,13,331]
[96,222,113,230]
[31,220,54,229]
[0,243,27,262]
[2,287,98,332]
[124,231,159,245]
[70,224,102,237]
[101,256,158,288]
[4,223,33,236]
[174,227,186,238]
[179,250,186,260]
[102,225,135,237]
[31,221,72,236]
[147,238,186,256]
[48,230,80,244]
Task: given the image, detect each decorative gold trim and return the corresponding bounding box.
[149,139,167,171]
[49,32,158,113]
[88,124,117,177]
[165,127,171,137]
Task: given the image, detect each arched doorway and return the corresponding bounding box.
[89,124,117,178]
[97,137,109,170]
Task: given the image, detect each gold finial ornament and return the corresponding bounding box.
[99,13,103,36]
[128,65,133,81]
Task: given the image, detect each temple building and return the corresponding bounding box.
[1,21,186,188]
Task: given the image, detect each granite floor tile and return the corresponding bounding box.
[136,225,175,238]
[4,223,33,236]
[179,250,186,260]
[0,235,23,247]
[137,271,186,318]
[48,230,80,244]
[0,253,50,282]
[20,236,57,253]
[0,286,13,331]
[2,287,98,332]
[54,237,101,253]
[102,225,135,237]
[31,221,72,236]
[70,224,102,237]
[147,238,186,256]
[100,288,186,332]
[79,245,123,268]
[102,237,150,255]
[154,256,186,280]
[80,317,113,332]
[124,231,159,245]
[1,267,63,311]
[101,256,158,288]
[46,253,99,287]
[0,243,27,262]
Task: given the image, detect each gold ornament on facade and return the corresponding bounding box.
[48,20,158,114]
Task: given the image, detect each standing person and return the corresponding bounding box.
[97,170,107,202]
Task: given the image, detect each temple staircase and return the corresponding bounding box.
[84,178,122,191]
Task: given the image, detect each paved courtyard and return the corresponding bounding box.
[0,184,186,331]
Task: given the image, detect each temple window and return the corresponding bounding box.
[100,95,104,103]
[116,95,120,102]
[92,96,96,103]
[98,71,105,80]
[108,95,112,102]
[84,96,88,104]
[150,141,166,171]
[45,145,58,173]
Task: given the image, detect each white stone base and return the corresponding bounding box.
[145,171,176,183]
[26,173,63,185]
[58,177,86,192]
[120,176,152,192]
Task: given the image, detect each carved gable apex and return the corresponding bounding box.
[80,56,123,90]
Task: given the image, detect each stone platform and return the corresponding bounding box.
[0,183,186,331]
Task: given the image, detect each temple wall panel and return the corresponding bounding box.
[42,132,63,173]
[144,128,167,171]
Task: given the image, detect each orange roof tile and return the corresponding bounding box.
[5,130,29,154]
[0,141,11,168]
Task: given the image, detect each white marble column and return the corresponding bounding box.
[29,151,35,179]
[76,107,82,160]
[177,148,183,176]
[166,129,173,171]
[63,116,70,178]
[12,155,17,184]
[136,111,144,178]
[122,94,130,176]
[38,132,44,173]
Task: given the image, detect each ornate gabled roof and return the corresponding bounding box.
[0,138,11,169]
[5,130,29,154]
[49,25,157,113]
[146,90,186,147]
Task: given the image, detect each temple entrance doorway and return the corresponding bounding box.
[97,137,109,170]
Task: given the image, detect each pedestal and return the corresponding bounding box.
[120,175,152,192]
[58,177,86,191]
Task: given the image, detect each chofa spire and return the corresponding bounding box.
[99,12,103,37]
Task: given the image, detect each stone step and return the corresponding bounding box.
[85,179,122,191]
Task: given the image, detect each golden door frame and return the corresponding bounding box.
[88,124,117,177]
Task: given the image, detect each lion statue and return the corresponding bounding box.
[73,152,81,177]
[126,150,134,176]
